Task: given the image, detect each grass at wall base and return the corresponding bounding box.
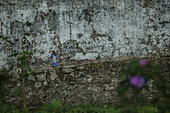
[0,101,159,113]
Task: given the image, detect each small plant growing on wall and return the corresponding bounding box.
[9,51,33,111]
[116,58,170,112]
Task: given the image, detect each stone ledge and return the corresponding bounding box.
[31,52,170,72]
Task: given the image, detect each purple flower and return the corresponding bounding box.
[129,75,146,88]
[130,75,140,87]
[139,76,146,86]
[139,59,147,66]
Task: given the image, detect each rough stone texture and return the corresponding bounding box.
[0,0,170,68]
[4,53,170,107]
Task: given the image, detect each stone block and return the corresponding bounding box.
[76,66,85,70]
[43,81,48,86]
[87,77,93,82]
[28,74,36,81]
[34,82,42,89]
[50,73,57,81]
[102,84,110,91]
[62,68,74,74]
[91,86,101,92]
[36,74,46,81]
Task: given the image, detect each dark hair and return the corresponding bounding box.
[52,50,55,52]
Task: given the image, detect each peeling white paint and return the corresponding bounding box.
[71,53,98,60]
[0,0,170,68]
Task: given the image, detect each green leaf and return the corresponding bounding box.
[23,68,31,77]
[23,51,33,55]
[8,53,19,57]
[118,72,125,78]
[42,101,61,112]
[116,81,130,95]
[27,70,31,75]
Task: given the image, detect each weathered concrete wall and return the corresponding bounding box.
[5,53,170,107]
[0,0,170,68]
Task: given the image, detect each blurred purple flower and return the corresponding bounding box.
[129,75,146,88]
[139,59,147,66]
[139,76,146,86]
[130,75,140,87]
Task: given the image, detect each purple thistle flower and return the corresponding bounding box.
[129,75,140,87]
[129,75,146,88]
[139,59,147,66]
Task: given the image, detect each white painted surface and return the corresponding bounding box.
[0,0,170,68]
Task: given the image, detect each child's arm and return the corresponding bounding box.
[50,54,53,59]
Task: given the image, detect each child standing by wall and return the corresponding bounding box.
[51,53,58,67]
[50,51,55,65]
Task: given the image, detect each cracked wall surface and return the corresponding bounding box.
[0,0,170,68]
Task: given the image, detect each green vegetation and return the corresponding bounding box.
[9,51,33,111]
[0,102,159,113]
[0,105,20,113]
[116,58,170,113]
